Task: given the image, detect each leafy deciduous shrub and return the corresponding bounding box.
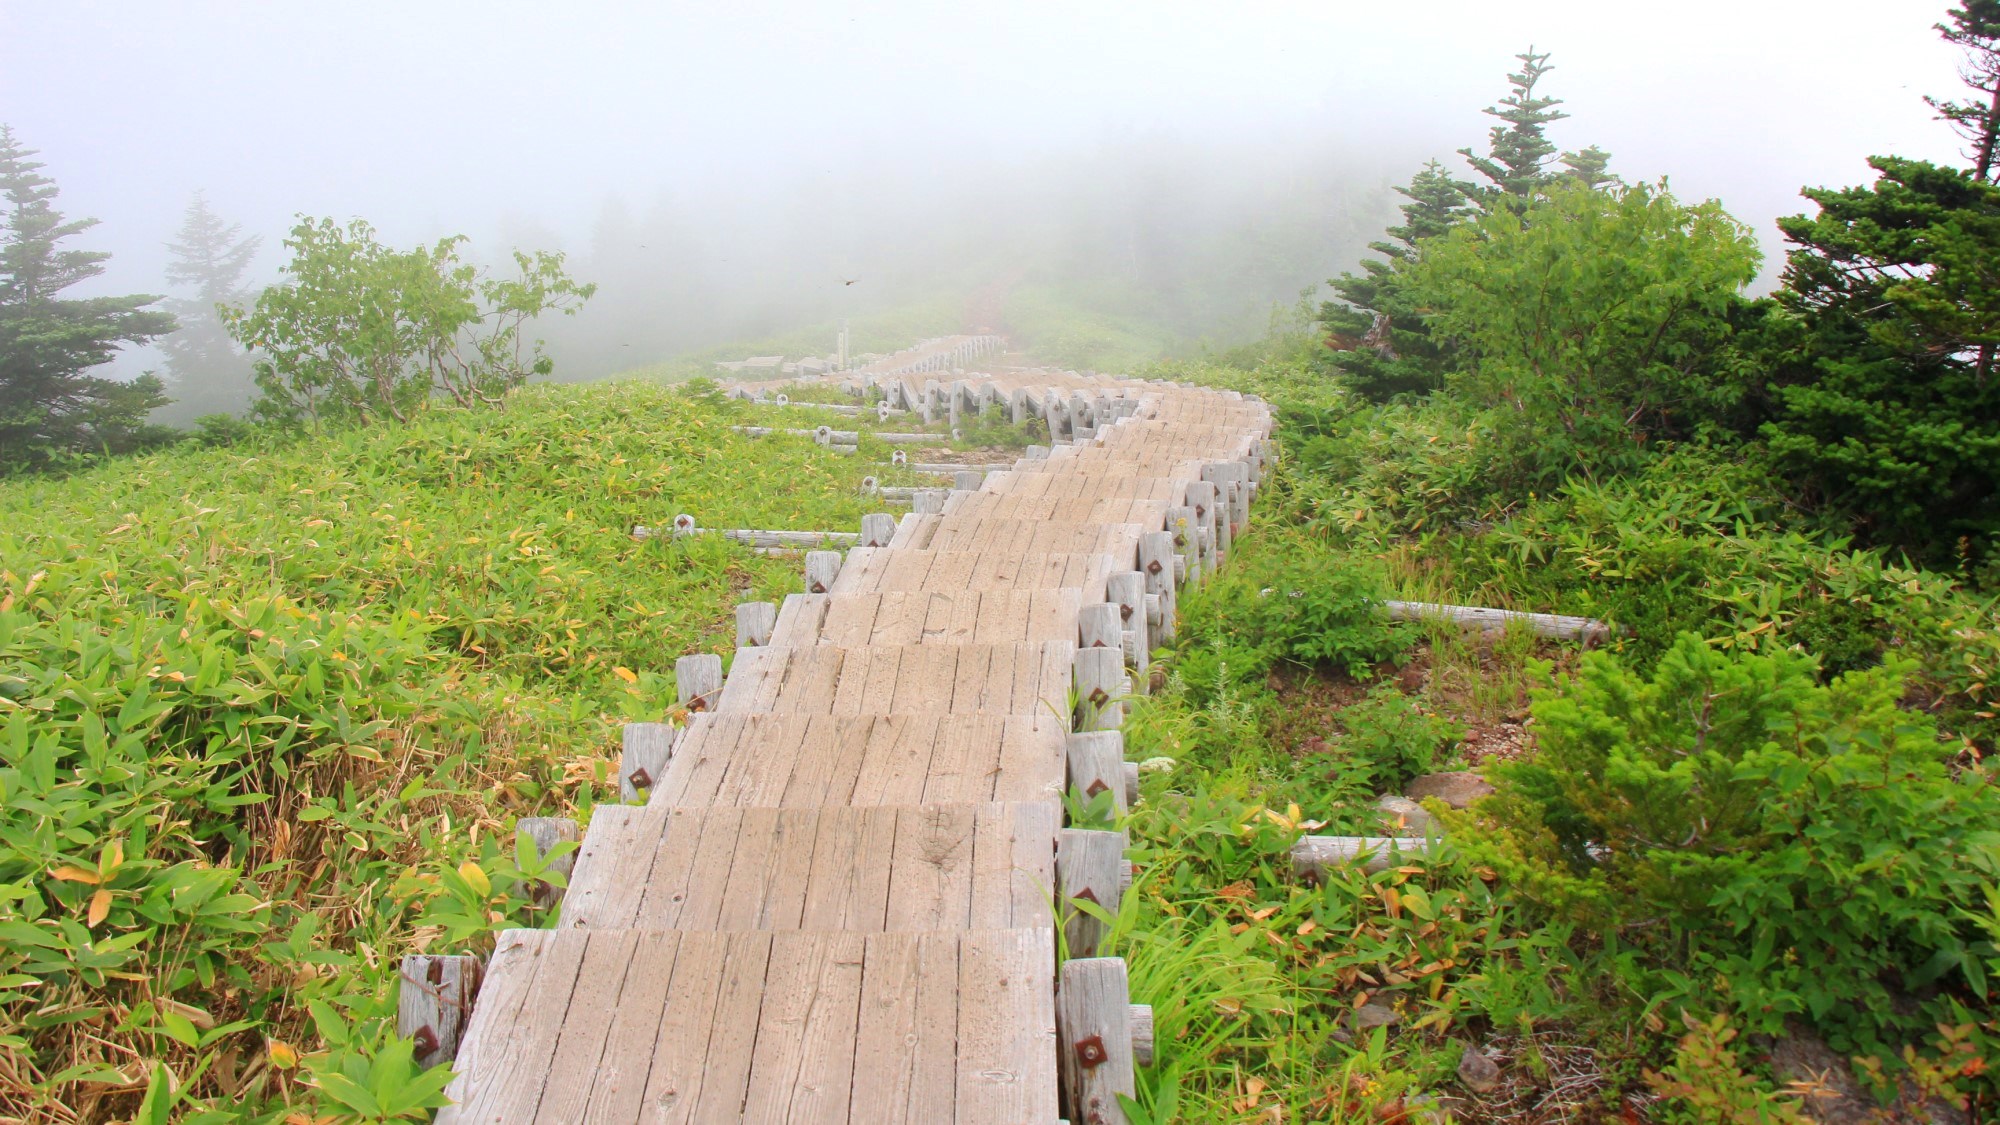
[1332,683,1463,791]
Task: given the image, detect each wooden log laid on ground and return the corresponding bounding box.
[735,601,777,647]
[400,953,481,1069]
[516,817,577,910]
[803,550,842,595]
[1057,957,1137,1125]
[1056,828,1126,958]
[636,522,859,549]
[675,654,723,713]
[1383,601,1613,644]
[619,722,675,803]
[1065,731,1127,814]
[1291,835,1438,879]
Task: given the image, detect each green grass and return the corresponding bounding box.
[0,380,902,1122]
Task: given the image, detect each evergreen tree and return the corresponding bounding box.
[1929,1,2000,182]
[1458,49,1570,202]
[158,192,261,422]
[1754,10,2000,566]
[0,125,175,469]
[1559,145,1619,189]
[1318,161,1478,400]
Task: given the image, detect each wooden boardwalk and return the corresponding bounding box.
[433,346,1271,1123]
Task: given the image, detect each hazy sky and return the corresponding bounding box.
[0,1,1970,317]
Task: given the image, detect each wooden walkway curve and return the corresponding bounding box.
[434,341,1272,1123]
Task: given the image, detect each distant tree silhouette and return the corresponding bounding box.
[158,192,262,422]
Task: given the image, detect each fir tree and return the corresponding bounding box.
[1559,145,1618,189]
[1930,1,2000,182]
[1458,49,1569,201]
[0,125,175,468]
[1318,161,1477,400]
[158,192,261,421]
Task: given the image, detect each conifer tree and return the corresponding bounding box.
[1560,145,1618,189]
[0,124,176,468]
[1458,49,1569,201]
[159,192,261,420]
[1930,1,2000,181]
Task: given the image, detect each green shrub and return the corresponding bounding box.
[1331,683,1462,791]
[1191,534,1410,680]
[1473,634,2000,1055]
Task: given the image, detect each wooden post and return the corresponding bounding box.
[1065,731,1127,814]
[1056,828,1126,957]
[399,954,481,1069]
[1073,647,1125,732]
[859,512,897,549]
[952,469,983,492]
[1105,573,1149,690]
[675,654,723,713]
[516,817,578,910]
[1010,386,1030,423]
[1166,505,1197,588]
[803,550,842,595]
[1057,957,1137,1124]
[1130,1004,1154,1067]
[735,601,777,647]
[1137,531,1177,644]
[1185,482,1218,578]
[1123,761,1139,807]
[1077,603,1122,653]
[620,722,675,803]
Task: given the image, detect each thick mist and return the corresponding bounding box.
[0,1,1966,405]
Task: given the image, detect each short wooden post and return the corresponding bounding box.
[952,469,983,492]
[912,489,946,514]
[675,654,723,713]
[1138,530,1177,644]
[1073,647,1125,732]
[1122,761,1139,807]
[804,550,842,594]
[1056,828,1126,957]
[516,817,578,910]
[736,601,777,647]
[859,512,897,549]
[1077,603,1122,653]
[399,954,481,1069]
[1024,444,1050,460]
[1057,957,1137,1123]
[1105,572,1149,690]
[1130,1004,1155,1067]
[620,722,675,803]
[1010,386,1030,423]
[1185,482,1218,578]
[1166,505,1197,588]
[1065,731,1127,814]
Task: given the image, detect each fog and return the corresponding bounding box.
[0,1,1967,395]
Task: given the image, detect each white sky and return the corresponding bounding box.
[0,0,1969,302]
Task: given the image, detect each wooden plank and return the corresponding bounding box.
[886,804,978,930]
[742,932,867,1123]
[531,929,641,1124]
[848,932,944,1124]
[434,931,544,1125]
[436,929,588,1124]
[637,931,751,1123]
[572,930,682,1124]
[801,807,897,929]
[956,928,1059,1124]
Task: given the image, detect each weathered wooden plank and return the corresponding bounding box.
[956,928,1059,1124]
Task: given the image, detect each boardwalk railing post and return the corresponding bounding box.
[735,601,778,648]
[516,817,578,910]
[804,549,842,594]
[399,953,480,1069]
[1166,505,1196,587]
[1065,731,1127,815]
[1056,828,1126,957]
[1105,572,1149,692]
[1057,957,1137,1124]
[1137,531,1178,643]
[859,512,897,549]
[1185,482,1218,578]
[952,469,983,492]
[912,489,946,514]
[1072,648,1125,731]
[675,654,723,713]
[1077,603,1121,653]
[620,722,675,803]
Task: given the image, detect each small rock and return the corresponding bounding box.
[1457,1042,1501,1093]
[1405,770,1494,809]
[1375,795,1436,835]
[1352,1003,1399,1030]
